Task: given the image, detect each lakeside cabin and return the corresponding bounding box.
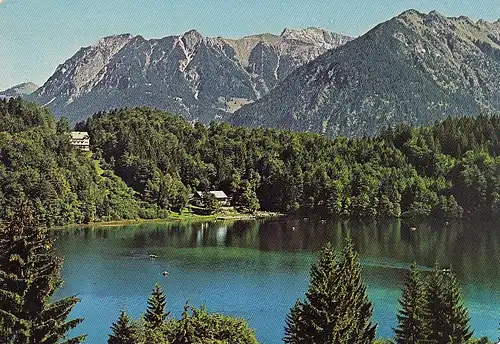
[192,191,230,206]
[70,131,90,151]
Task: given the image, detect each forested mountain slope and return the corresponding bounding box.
[82,107,500,219]
[0,98,142,225]
[2,99,499,225]
[232,10,500,137]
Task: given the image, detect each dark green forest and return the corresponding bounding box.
[80,106,500,220]
[0,99,149,226]
[1,97,499,226]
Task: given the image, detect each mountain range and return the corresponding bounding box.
[232,10,500,137]
[26,28,352,124]
[5,10,500,137]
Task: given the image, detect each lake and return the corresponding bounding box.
[53,217,500,343]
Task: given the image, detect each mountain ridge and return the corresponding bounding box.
[29,28,353,123]
[231,10,500,137]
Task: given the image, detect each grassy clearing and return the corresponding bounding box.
[52,207,281,230]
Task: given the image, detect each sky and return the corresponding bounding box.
[0,0,499,90]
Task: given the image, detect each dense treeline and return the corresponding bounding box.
[0,206,85,343]
[284,240,377,343]
[283,240,496,344]
[107,284,258,344]
[81,107,500,219]
[2,98,499,225]
[394,264,473,344]
[0,98,149,226]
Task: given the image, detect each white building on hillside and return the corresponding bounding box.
[70,132,90,151]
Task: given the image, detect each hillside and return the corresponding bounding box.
[1,99,499,224]
[81,106,500,219]
[0,98,142,226]
[232,10,500,137]
[28,28,352,124]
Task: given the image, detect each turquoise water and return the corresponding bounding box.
[53,217,500,343]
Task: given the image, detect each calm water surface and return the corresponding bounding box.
[53,217,500,343]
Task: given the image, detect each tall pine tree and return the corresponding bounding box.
[424,265,473,344]
[144,283,170,329]
[394,263,426,344]
[0,204,85,344]
[284,240,376,344]
[336,239,377,343]
[108,310,138,344]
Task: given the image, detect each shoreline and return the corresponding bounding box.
[52,210,282,230]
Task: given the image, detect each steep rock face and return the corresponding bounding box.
[30,29,352,124]
[0,82,39,99]
[232,10,500,137]
[223,28,353,95]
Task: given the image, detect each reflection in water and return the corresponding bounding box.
[216,225,228,246]
[53,217,500,343]
[58,217,500,285]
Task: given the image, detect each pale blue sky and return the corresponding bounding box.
[0,0,499,90]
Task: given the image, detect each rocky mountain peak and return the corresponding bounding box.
[36,33,134,100]
[281,27,327,38]
[95,33,134,49]
[396,9,448,26]
[181,29,204,47]
[397,9,424,20]
[280,27,353,47]
[424,10,456,26]
[280,27,300,37]
[232,10,500,138]
[427,10,444,17]
[30,27,352,124]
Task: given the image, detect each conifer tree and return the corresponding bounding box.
[394,263,426,344]
[283,240,376,344]
[424,266,473,344]
[144,283,170,329]
[172,302,196,344]
[108,310,138,344]
[283,300,307,343]
[336,239,377,343]
[0,204,86,344]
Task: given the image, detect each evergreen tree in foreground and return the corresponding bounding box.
[284,240,377,344]
[144,283,170,329]
[284,300,308,343]
[394,263,426,344]
[0,205,86,344]
[338,239,378,342]
[424,265,473,344]
[108,310,138,344]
